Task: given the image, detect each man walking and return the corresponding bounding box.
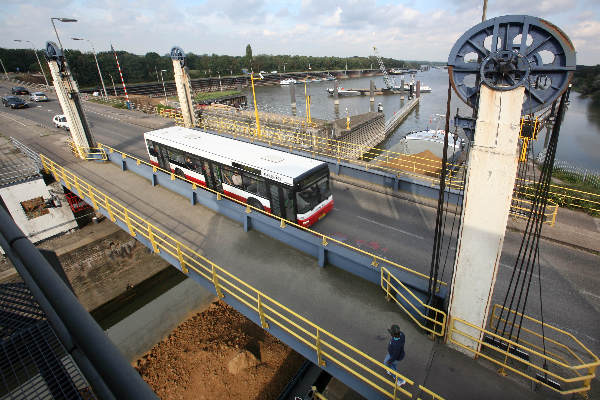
[384,324,406,386]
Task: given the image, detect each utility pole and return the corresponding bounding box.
[160,69,168,105]
[111,44,130,109]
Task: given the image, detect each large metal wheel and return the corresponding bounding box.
[448,15,576,114]
[170,46,186,68]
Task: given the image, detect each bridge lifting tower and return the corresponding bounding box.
[45,41,96,158]
[170,46,196,128]
[444,15,575,356]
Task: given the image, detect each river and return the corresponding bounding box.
[245,68,600,171]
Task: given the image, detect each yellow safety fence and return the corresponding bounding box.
[158,108,184,126]
[448,304,599,396]
[180,112,599,217]
[96,143,448,338]
[510,196,559,226]
[66,140,107,161]
[515,181,600,215]
[381,268,446,337]
[39,153,445,400]
[195,114,464,189]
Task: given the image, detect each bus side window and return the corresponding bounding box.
[242,173,258,194]
[167,147,185,165]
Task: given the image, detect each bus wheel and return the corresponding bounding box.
[247,198,263,212]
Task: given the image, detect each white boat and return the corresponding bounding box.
[324,74,335,81]
[399,129,463,159]
[326,88,360,96]
[280,78,296,85]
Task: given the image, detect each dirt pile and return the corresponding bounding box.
[136,301,304,400]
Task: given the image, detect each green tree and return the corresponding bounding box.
[245,44,253,70]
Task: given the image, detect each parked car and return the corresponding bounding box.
[2,96,28,109]
[53,114,69,130]
[270,70,278,74]
[11,86,29,95]
[29,92,48,102]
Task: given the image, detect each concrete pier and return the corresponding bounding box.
[383,96,420,136]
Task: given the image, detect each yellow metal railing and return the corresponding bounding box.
[96,143,448,335]
[515,182,600,215]
[510,196,559,226]
[447,304,599,396]
[66,140,107,161]
[156,109,599,214]
[381,268,446,337]
[39,153,447,400]
[195,114,464,188]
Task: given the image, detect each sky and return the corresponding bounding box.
[0,0,599,65]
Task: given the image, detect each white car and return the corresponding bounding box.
[29,92,48,102]
[53,115,69,130]
[270,70,278,74]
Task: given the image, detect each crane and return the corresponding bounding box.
[373,46,398,90]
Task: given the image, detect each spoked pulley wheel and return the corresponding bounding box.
[448,15,576,114]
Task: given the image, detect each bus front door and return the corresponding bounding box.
[269,185,295,222]
[202,161,223,192]
[156,145,170,170]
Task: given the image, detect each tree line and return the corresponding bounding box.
[571,65,600,103]
[0,45,418,89]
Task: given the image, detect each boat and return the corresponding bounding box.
[324,74,335,81]
[399,129,463,159]
[280,78,296,85]
[326,87,360,96]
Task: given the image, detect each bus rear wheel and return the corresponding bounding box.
[247,198,263,212]
[174,168,185,178]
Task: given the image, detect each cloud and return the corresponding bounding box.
[0,0,597,64]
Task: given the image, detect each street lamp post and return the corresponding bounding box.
[0,58,10,80]
[50,17,77,51]
[13,40,50,87]
[72,37,108,99]
[160,69,168,104]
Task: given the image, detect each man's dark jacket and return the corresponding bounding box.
[388,333,405,362]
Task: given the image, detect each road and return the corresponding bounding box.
[1,82,598,358]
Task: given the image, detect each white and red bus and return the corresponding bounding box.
[144,126,333,227]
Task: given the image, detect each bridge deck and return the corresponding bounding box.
[21,129,559,399]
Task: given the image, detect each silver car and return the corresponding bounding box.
[29,92,48,102]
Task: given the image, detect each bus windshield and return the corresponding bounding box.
[296,175,331,214]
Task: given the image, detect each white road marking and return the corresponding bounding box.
[0,112,27,126]
[356,215,425,240]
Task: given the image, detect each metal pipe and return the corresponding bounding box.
[0,234,116,400]
[0,207,158,400]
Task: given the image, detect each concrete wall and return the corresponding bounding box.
[0,179,77,243]
[57,229,171,311]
